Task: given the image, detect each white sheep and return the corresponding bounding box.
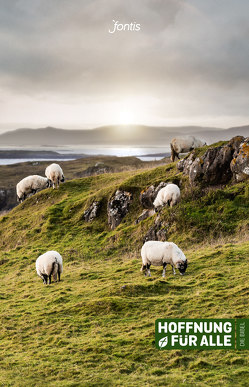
[36,251,63,285]
[153,183,180,209]
[170,136,206,162]
[141,241,188,277]
[16,175,49,202]
[45,163,65,189]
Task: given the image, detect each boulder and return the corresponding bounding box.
[189,145,233,185]
[177,152,196,174]
[135,209,155,224]
[0,188,17,212]
[230,137,249,182]
[107,190,133,229]
[178,136,246,186]
[139,182,167,209]
[83,201,101,222]
[143,215,168,242]
[139,185,155,209]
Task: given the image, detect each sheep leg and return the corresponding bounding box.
[171,265,176,275]
[162,262,167,277]
[57,177,60,188]
[42,274,48,284]
[58,270,61,282]
[146,263,151,277]
[48,261,56,284]
[170,144,175,162]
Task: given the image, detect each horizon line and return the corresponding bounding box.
[1,122,249,135]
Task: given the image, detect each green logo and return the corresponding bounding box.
[155,319,249,350]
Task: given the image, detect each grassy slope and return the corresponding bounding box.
[0,163,249,386]
[0,155,162,190]
[0,155,164,212]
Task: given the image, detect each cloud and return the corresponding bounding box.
[0,0,249,129]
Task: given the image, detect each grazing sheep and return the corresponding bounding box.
[141,241,188,277]
[170,136,206,162]
[16,175,49,202]
[45,163,65,189]
[153,183,180,209]
[36,251,63,285]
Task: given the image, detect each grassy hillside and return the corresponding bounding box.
[0,162,249,386]
[0,155,164,212]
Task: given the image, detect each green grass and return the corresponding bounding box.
[0,163,249,386]
[0,154,166,212]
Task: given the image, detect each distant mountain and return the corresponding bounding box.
[0,150,87,159]
[197,125,249,144]
[0,124,248,147]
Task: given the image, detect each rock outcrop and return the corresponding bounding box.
[107,190,133,230]
[230,137,249,182]
[83,201,101,222]
[143,215,168,242]
[139,182,167,209]
[0,188,16,212]
[177,136,248,185]
[135,209,155,224]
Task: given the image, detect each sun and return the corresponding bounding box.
[118,110,135,125]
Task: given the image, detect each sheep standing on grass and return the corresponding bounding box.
[45,163,65,189]
[16,175,49,202]
[153,184,180,210]
[36,251,63,285]
[141,241,188,277]
[170,136,206,162]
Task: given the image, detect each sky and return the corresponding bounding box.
[0,0,249,132]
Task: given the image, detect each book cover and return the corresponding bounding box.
[0,1,248,385]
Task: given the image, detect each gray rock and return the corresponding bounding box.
[107,190,133,229]
[139,182,167,209]
[178,136,246,186]
[121,285,127,291]
[0,188,16,212]
[135,209,155,224]
[143,215,168,242]
[230,137,249,182]
[139,185,155,209]
[177,152,196,174]
[189,145,233,185]
[83,201,101,222]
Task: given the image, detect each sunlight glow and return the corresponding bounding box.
[117,110,135,125]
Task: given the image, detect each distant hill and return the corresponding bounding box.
[0,124,248,146]
[0,150,87,159]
